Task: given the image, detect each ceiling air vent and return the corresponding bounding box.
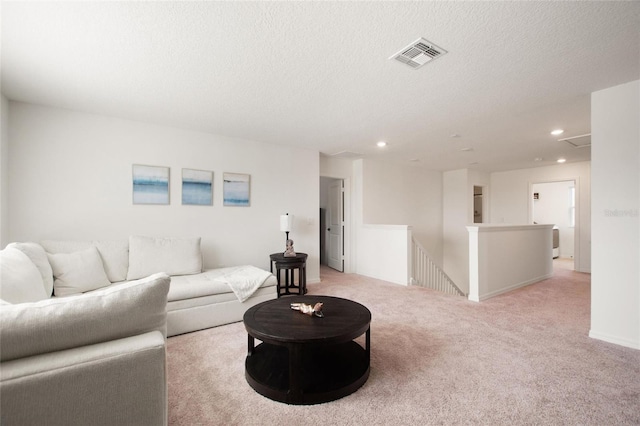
[558,133,591,148]
[389,38,447,69]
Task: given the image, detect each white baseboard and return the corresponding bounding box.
[589,330,640,350]
[475,274,554,302]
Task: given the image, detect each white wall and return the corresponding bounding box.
[320,155,353,179]
[348,158,415,284]
[7,102,321,281]
[443,169,470,292]
[357,224,411,285]
[590,79,639,350]
[441,169,491,294]
[325,156,444,282]
[468,224,553,302]
[490,161,591,273]
[532,180,575,258]
[362,159,443,263]
[1,94,9,248]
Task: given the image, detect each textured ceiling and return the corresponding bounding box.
[2,1,639,172]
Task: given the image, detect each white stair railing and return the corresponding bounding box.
[411,237,466,297]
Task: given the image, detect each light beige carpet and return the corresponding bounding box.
[167,266,640,425]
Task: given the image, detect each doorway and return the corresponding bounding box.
[531,180,577,271]
[473,186,484,223]
[320,177,344,272]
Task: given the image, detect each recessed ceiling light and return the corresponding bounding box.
[551,129,564,136]
[377,141,387,148]
[409,158,420,162]
[534,157,543,162]
[450,133,461,138]
[458,147,473,152]
[557,158,566,163]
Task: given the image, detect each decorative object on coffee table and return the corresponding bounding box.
[244,296,371,405]
[290,302,324,317]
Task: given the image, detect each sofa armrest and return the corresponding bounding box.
[1,331,167,426]
[0,273,170,362]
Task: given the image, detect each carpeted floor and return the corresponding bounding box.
[167,265,640,425]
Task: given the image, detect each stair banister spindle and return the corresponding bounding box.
[410,236,465,297]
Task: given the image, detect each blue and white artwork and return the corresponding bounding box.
[132,164,170,205]
[223,173,250,206]
[182,169,213,205]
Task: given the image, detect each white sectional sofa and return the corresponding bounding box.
[0,235,277,425]
[38,235,278,336]
[0,270,171,426]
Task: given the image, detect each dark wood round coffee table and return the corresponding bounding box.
[243,295,371,405]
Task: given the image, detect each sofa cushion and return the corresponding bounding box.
[41,240,129,283]
[0,273,170,362]
[47,246,112,297]
[127,236,203,280]
[168,272,234,302]
[0,248,49,304]
[7,242,54,297]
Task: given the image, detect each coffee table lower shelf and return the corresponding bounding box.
[245,341,370,405]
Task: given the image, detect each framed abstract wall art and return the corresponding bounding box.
[182,168,213,205]
[132,164,170,205]
[223,172,250,206]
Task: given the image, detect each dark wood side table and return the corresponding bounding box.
[269,252,308,298]
[244,295,371,405]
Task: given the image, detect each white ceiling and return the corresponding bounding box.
[2,1,639,172]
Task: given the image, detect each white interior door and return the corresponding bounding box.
[327,179,344,271]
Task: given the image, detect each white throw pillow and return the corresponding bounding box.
[0,247,49,303]
[7,242,54,297]
[126,236,203,280]
[41,240,129,283]
[47,246,111,297]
